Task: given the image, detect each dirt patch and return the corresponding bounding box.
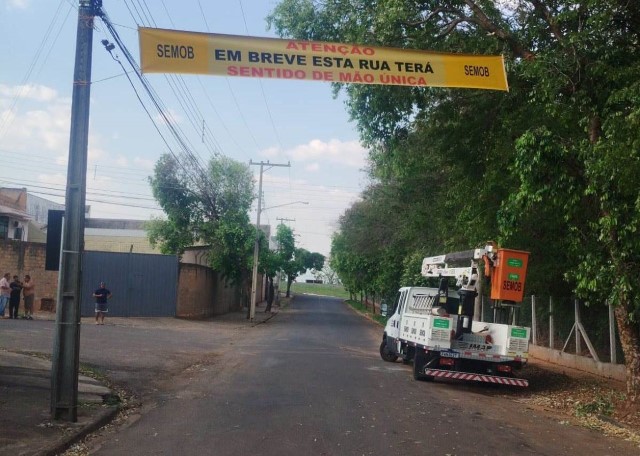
[495,360,640,446]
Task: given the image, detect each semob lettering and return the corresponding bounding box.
[157,44,195,59]
[502,280,522,292]
[464,65,490,77]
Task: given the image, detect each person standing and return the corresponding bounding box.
[93,281,112,325]
[22,275,35,320]
[9,275,22,319]
[0,272,11,318]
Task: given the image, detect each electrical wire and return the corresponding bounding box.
[98,6,215,207]
[27,189,162,210]
[125,0,223,160]
[237,0,284,151]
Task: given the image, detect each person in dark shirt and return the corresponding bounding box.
[9,275,22,319]
[93,282,112,325]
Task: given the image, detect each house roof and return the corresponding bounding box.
[0,204,31,222]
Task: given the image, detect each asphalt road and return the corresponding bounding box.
[2,295,638,455]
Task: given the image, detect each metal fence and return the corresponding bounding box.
[479,295,623,365]
[81,251,178,317]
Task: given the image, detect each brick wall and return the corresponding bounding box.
[0,240,58,310]
[176,263,263,318]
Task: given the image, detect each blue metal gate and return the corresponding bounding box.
[81,251,178,317]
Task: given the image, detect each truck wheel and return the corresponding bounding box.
[379,339,398,362]
[413,350,434,382]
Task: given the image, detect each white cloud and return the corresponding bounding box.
[305,163,320,172]
[255,172,361,256]
[260,146,280,159]
[115,155,128,167]
[3,102,71,153]
[0,84,58,102]
[134,157,155,169]
[287,139,367,168]
[6,0,30,10]
[37,173,66,186]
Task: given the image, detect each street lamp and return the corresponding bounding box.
[249,200,309,320]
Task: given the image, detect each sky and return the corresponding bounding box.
[0,0,369,257]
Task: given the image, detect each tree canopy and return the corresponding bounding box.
[148,154,256,287]
[269,0,640,399]
[276,224,326,296]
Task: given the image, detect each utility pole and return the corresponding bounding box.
[51,0,101,422]
[276,217,295,225]
[249,160,290,320]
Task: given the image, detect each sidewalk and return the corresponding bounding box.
[0,302,278,455]
[0,350,117,456]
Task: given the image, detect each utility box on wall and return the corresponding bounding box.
[490,248,529,303]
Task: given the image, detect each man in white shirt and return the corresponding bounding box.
[0,272,11,318]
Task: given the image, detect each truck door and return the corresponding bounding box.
[385,290,407,354]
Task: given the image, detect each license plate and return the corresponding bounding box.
[440,350,460,359]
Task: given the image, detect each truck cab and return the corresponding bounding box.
[380,286,459,363]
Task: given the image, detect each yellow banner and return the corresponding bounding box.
[139,27,508,91]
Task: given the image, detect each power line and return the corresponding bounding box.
[0,179,157,202]
[192,0,263,154]
[237,0,285,151]
[154,1,231,157]
[124,0,222,160]
[98,6,215,209]
[197,0,210,31]
[27,189,162,211]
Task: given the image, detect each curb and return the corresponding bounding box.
[40,406,120,456]
[343,299,384,327]
[251,308,280,326]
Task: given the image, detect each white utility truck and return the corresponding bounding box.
[379,245,531,387]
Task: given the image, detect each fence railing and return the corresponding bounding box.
[502,295,622,365]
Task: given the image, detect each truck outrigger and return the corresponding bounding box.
[380,244,531,387]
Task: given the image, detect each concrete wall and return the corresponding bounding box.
[529,345,626,382]
[176,263,261,318]
[84,235,160,254]
[0,240,59,310]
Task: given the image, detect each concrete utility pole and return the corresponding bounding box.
[51,0,101,422]
[249,160,290,321]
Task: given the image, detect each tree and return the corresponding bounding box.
[314,262,340,285]
[269,0,640,401]
[147,154,205,254]
[268,223,325,297]
[259,236,281,312]
[306,252,325,272]
[149,154,256,303]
